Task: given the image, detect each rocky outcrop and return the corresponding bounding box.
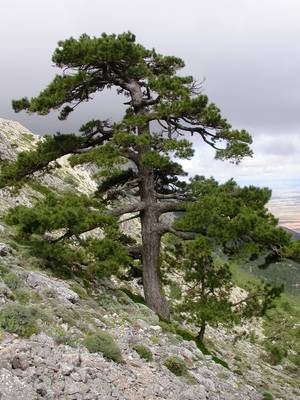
[0,118,97,215]
[0,118,38,161]
[0,119,299,400]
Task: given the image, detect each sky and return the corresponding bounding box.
[1,0,300,229]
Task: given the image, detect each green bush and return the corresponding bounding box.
[150,335,160,345]
[0,303,40,337]
[133,344,153,361]
[120,288,145,304]
[83,332,123,363]
[69,282,89,300]
[163,355,187,376]
[3,272,22,290]
[265,343,287,365]
[262,392,274,400]
[14,288,31,304]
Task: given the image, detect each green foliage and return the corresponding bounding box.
[0,304,40,337]
[2,272,22,290]
[164,207,283,339]
[120,288,145,304]
[69,282,89,299]
[163,354,198,383]
[0,135,83,188]
[3,31,271,324]
[83,332,123,363]
[175,176,290,259]
[263,298,300,366]
[262,392,274,400]
[163,355,187,376]
[150,335,160,344]
[6,192,114,237]
[14,288,31,304]
[265,343,287,365]
[5,191,132,278]
[133,344,153,361]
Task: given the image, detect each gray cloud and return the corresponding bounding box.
[1,0,300,190]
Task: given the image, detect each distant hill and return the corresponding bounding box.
[282,226,300,240]
[236,256,300,297]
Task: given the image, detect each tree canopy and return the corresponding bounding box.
[1,32,295,323]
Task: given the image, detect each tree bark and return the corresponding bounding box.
[139,166,170,320]
[129,78,170,320]
[196,321,206,341]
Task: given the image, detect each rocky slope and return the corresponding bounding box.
[0,118,299,400]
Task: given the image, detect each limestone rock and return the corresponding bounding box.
[25,271,79,305]
[0,369,36,400]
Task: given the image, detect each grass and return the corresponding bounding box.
[163,355,196,384]
[133,344,153,361]
[159,321,230,369]
[69,281,89,299]
[120,287,145,304]
[83,331,124,363]
[0,303,40,337]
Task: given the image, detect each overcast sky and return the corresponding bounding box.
[1,0,300,216]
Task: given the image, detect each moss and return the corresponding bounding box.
[0,303,40,337]
[133,344,153,361]
[83,332,123,363]
[69,282,89,300]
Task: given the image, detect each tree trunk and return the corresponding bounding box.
[140,167,170,321]
[196,321,206,341]
[130,81,170,320]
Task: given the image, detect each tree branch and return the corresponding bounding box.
[155,201,187,214]
[156,223,196,240]
[111,202,145,217]
[231,291,266,307]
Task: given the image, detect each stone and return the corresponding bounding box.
[11,355,29,371]
[0,369,36,400]
[25,271,79,305]
[0,243,11,256]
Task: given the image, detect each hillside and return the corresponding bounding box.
[282,227,300,241]
[0,118,299,400]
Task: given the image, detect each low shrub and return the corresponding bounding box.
[265,343,287,365]
[163,355,187,376]
[262,392,274,400]
[3,272,22,290]
[150,335,160,345]
[14,288,31,304]
[0,303,40,337]
[133,344,153,361]
[69,282,89,300]
[83,331,123,363]
[163,355,197,384]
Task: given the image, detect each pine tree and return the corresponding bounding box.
[1,32,254,319]
[163,177,288,339]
